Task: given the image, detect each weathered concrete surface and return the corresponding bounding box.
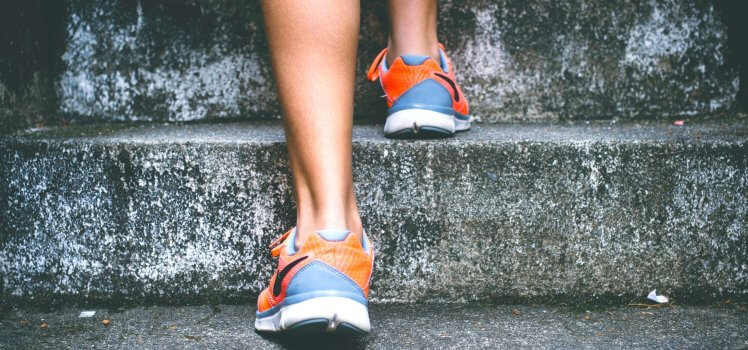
[52,0,740,123]
[1,120,746,305]
[716,1,748,110]
[0,1,67,131]
[1,303,746,349]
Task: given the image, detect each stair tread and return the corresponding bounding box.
[8,118,748,144]
[2,303,746,349]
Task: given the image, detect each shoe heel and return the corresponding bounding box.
[254,295,371,334]
[384,109,456,137]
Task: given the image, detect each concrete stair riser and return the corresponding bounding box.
[1,0,744,130]
[1,121,745,305]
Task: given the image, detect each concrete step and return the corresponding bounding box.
[1,302,746,349]
[2,0,745,130]
[2,119,746,306]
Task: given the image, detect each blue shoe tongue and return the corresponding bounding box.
[316,229,351,242]
[400,55,431,66]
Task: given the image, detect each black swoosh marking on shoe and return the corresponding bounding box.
[433,72,460,102]
[272,255,308,297]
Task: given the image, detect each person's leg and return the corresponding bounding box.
[256,0,373,334]
[368,0,470,138]
[262,0,362,248]
[386,0,440,66]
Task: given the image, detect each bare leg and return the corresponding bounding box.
[261,0,362,248]
[387,0,440,66]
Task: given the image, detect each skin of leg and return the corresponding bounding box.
[386,0,440,66]
[261,0,363,248]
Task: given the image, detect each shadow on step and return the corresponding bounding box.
[258,332,368,350]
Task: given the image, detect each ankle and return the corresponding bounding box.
[386,40,440,67]
[295,207,363,249]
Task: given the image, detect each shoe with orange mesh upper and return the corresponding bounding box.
[254,227,374,334]
[367,44,470,138]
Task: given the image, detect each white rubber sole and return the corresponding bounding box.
[383,109,471,137]
[254,296,371,334]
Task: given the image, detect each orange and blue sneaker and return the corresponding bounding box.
[367,43,470,138]
[254,227,375,334]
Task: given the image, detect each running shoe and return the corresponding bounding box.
[254,227,374,334]
[366,44,470,138]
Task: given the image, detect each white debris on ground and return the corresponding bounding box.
[647,290,669,304]
[79,311,96,318]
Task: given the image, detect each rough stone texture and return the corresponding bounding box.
[1,120,746,305]
[716,1,748,110]
[0,1,67,131]
[52,0,740,124]
[1,303,747,349]
[58,0,277,124]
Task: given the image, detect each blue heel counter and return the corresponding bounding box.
[400,55,430,66]
[389,79,454,115]
[285,261,367,305]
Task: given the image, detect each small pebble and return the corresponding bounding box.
[102,319,111,326]
[512,308,521,316]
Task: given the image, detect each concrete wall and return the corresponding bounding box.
[1,0,744,129]
[0,1,67,131]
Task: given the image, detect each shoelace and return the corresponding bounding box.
[366,48,387,81]
[268,228,293,257]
